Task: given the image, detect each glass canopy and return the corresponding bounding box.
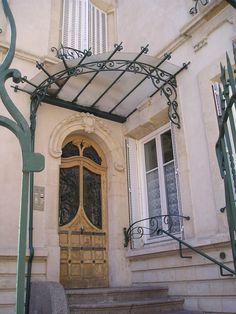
[20,43,189,126]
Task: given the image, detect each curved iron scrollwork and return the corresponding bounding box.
[59,166,80,226]
[31,59,176,94]
[124,214,190,247]
[189,0,209,16]
[51,44,92,60]
[13,41,189,127]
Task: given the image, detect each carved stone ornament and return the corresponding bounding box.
[48,112,125,172]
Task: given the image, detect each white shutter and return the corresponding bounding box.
[170,123,184,237]
[62,0,89,51]
[126,138,144,248]
[62,0,72,47]
[62,0,107,53]
[88,2,107,54]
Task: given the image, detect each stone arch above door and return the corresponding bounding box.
[48,112,125,173]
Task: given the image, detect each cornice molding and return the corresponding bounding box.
[155,0,229,58]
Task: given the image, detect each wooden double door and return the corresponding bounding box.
[59,136,108,288]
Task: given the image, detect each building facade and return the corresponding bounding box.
[0,0,236,313]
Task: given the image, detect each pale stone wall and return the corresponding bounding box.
[120,1,236,313]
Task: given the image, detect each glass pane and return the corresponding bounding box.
[83,145,102,165]
[164,162,180,233]
[62,142,80,158]
[146,169,162,234]
[144,139,158,171]
[161,130,173,163]
[83,167,102,229]
[59,166,80,226]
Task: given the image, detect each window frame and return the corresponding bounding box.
[139,124,181,244]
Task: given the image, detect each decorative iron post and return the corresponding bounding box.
[0,1,44,313]
[213,45,236,272]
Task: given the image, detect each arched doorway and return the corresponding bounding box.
[58,134,108,288]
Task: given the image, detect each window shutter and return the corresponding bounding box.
[126,138,141,225]
[62,0,88,50]
[62,0,72,47]
[126,138,145,248]
[62,0,107,54]
[88,2,107,54]
[170,123,184,235]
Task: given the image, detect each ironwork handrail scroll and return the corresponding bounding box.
[123,214,190,248]
[0,1,44,313]
[124,214,236,277]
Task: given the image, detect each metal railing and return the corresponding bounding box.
[213,44,236,273]
[124,214,236,277]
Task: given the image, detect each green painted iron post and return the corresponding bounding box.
[214,46,236,272]
[0,1,45,313]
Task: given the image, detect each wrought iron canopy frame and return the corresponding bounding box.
[15,44,189,128]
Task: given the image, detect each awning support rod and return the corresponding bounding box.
[72,42,123,102]
[35,62,61,88]
[90,44,149,108]
[109,52,172,114]
[52,46,92,97]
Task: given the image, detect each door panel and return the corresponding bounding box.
[59,137,108,288]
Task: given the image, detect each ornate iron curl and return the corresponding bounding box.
[14,42,189,127]
[114,42,124,52]
[23,59,179,99]
[189,0,209,16]
[51,44,92,60]
[124,214,190,247]
[161,84,180,128]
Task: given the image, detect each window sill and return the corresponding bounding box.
[125,232,231,260]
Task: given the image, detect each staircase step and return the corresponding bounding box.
[66,286,203,314]
[69,297,185,314]
[66,286,168,304]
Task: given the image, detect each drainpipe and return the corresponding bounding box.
[25,97,39,314]
[25,173,34,314]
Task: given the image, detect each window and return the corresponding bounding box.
[141,128,181,237]
[126,125,181,247]
[62,0,107,55]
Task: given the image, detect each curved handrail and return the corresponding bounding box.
[124,214,236,277]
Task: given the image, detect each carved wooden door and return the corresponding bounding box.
[59,136,108,288]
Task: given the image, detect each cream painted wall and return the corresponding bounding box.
[123,1,235,241]
[116,0,191,54]
[6,0,52,57]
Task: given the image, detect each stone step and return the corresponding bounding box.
[69,296,185,314]
[66,286,169,304]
